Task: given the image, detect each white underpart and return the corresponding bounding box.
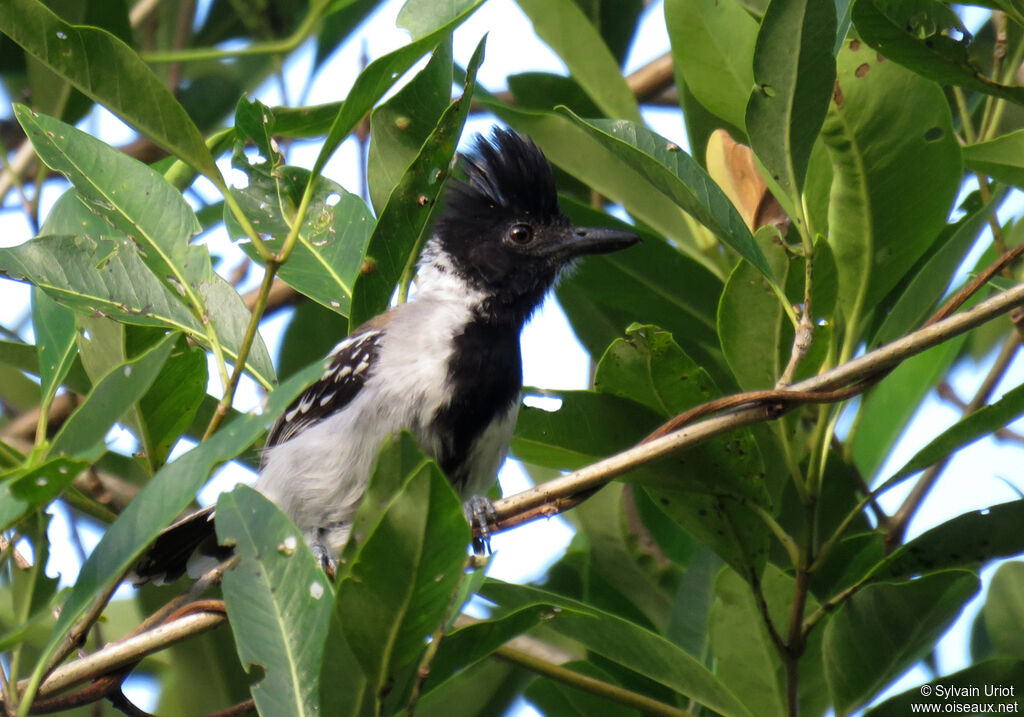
[255,240,500,556]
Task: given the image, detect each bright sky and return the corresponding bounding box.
[2,0,1023,712]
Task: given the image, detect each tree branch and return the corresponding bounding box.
[485,280,1024,536]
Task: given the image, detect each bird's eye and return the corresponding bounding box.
[508,223,534,245]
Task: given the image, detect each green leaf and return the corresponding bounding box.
[332,434,470,710]
[593,324,769,576]
[665,0,759,130]
[560,113,778,286]
[647,489,769,583]
[311,0,484,177]
[868,190,1000,349]
[511,390,659,470]
[718,229,793,392]
[14,108,275,386]
[572,484,679,629]
[710,565,828,717]
[349,37,485,327]
[594,324,769,505]
[367,41,453,214]
[507,71,602,116]
[216,485,334,717]
[866,659,1024,716]
[567,0,644,65]
[74,314,127,387]
[30,287,77,409]
[480,580,755,717]
[229,162,374,318]
[710,568,785,717]
[0,337,90,398]
[885,382,1024,485]
[48,332,177,460]
[745,0,836,198]
[964,130,1024,188]
[24,361,325,701]
[823,570,980,715]
[515,0,641,122]
[820,40,960,337]
[982,561,1024,659]
[416,660,523,717]
[397,0,479,39]
[276,300,349,380]
[16,105,205,296]
[667,545,721,657]
[0,457,90,531]
[137,339,208,468]
[233,96,279,168]
[555,200,724,378]
[197,274,276,389]
[425,605,550,692]
[852,0,1024,107]
[850,336,964,480]
[874,501,1024,580]
[1,233,199,344]
[0,0,218,180]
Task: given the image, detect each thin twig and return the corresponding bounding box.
[19,612,226,702]
[887,324,1022,546]
[493,644,695,717]
[200,699,256,717]
[203,263,278,439]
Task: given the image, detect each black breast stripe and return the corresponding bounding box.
[432,320,522,489]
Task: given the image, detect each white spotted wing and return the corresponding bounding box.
[265,329,384,447]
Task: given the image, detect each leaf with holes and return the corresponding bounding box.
[24,361,324,701]
[228,162,374,319]
[15,109,275,386]
[0,0,218,180]
[745,0,836,198]
[820,41,960,338]
[349,37,485,327]
[217,486,334,717]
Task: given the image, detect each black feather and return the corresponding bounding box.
[438,128,564,236]
[130,507,228,584]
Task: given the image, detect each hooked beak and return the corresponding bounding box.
[549,225,641,258]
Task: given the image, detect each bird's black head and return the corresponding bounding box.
[429,128,639,323]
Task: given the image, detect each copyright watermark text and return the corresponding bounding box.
[911,683,1019,713]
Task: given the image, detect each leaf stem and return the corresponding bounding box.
[142,0,331,64]
[6,525,42,715]
[221,182,273,262]
[952,87,977,145]
[203,262,279,440]
[277,181,316,263]
[493,644,696,717]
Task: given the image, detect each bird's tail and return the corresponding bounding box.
[130,506,231,585]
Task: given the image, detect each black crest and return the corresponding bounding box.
[439,128,562,231]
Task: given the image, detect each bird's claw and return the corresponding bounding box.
[311,541,337,580]
[464,495,498,556]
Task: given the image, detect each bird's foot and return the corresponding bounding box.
[311,540,337,580]
[464,495,498,556]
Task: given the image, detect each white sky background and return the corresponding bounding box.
[1,0,1023,712]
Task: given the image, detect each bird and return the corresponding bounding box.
[132,127,640,584]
